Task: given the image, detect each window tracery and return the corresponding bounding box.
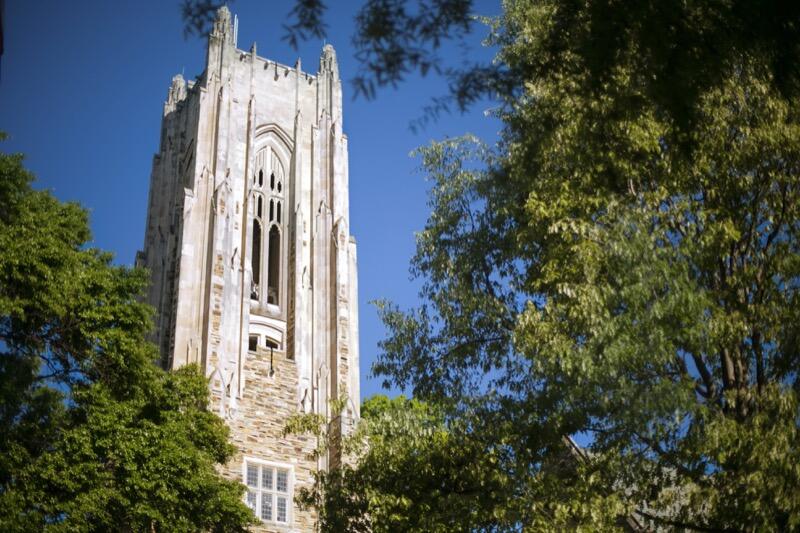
[250,147,285,310]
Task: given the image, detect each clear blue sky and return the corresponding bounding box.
[0,0,500,400]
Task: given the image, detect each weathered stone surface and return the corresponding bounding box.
[138,7,360,531]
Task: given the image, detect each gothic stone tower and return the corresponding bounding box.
[137,7,360,531]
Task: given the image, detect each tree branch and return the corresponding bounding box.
[636,509,739,533]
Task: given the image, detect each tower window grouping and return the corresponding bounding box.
[250,148,285,309]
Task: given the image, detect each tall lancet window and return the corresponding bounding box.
[251,148,285,309]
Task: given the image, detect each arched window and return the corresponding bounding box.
[250,146,285,309]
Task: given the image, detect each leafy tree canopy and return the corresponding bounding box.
[290,394,513,532]
[0,140,254,532]
[372,1,800,531]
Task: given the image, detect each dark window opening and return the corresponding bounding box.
[269,199,274,222]
[251,220,261,299]
[257,196,262,218]
[277,181,282,193]
[258,170,264,187]
[248,335,258,352]
[270,172,275,190]
[265,338,279,350]
[277,202,281,223]
[267,225,280,305]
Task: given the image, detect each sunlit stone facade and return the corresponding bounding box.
[137,7,360,531]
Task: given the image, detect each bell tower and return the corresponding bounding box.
[137,7,360,531]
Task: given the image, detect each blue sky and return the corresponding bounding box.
[0,0,500,400]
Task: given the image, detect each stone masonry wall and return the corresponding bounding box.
[212,345,318,532]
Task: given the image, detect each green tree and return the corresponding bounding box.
[372,1,800,531]
[289,394,511,532]
[0,139,255,532]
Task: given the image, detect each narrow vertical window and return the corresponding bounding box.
[267,226,280,305]
[245,463,258,512]
[251,220,261,299]
[252,148,285,311]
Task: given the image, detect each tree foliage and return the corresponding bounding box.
[289,394,512,532]
[373,1,800,531]
[0,141,254,532]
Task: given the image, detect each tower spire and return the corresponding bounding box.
[318,43,339,80]
[211,5,233,43]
